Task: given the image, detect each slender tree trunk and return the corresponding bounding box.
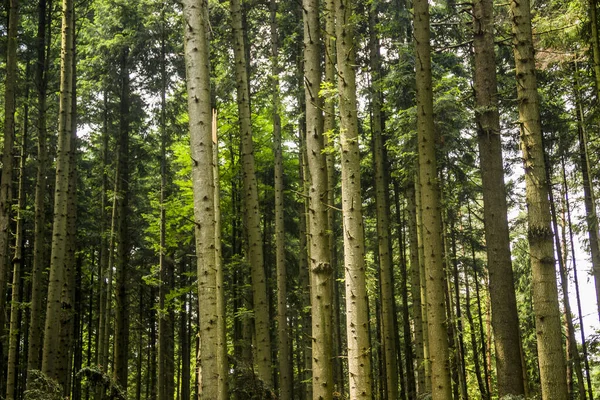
[572,61,600,322]
[27,0,50,381]
[229,0,273,385]
[589,0,600,100]
[113,45,130,392]
[472,0,526,394]
[561,157,595,400]
[545,152,586,400]
[183,1,223,396]
[510,0,569,396]
[302,0,334,397]
[41,0,74,384]
[1,0,19,380]
[323,0,345,394]
[395,181,415,399]
[270,3,292,398]
[368,4,399,398]
[463,223,487,399]
[405,181,425,396]
[212,111,228,400]
[334,1,373,397]
[413,0,452,397]
[6,95,28,400]
[158,13,175,399]
[297,140,312,400]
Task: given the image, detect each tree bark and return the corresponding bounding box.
[27,0,51,380]
[472,0,526,394]
[41,0,74,383]
[413,0,452,397]
[229,0,273,386]
[302,0,334,397]
[335,0,373,397]
[0,0,19,377]
[183,0,223,396]
[510,0,569,397]
[368,4,399,399]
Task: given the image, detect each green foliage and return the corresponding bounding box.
[23,371,62,400]
[77,367,126,400]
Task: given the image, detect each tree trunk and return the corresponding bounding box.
[6,91,28,400]
[413,0,452,397]
[1,0,19,379]
[334,0,373,397]
[229,0,273,385]
[573,60,600,323]
[41,0,74,383]
[270,3,292,398]
[472,0,526,394]
[27,0,51,380]
[589,0,600,100]
[561,156,595,400]
[183,0,223,396]
[368,4,399,399]
[510,0,569,396]
[406,181,425,396]
[302,0,334,397]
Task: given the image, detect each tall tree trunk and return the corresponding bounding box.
[182,0,223,396]
[27,0,51,380]
[368,4,399,399]
[334,0,373,397]
[158,12,175,399]
[573,60,600,322]
[229,0,273,385]
[545,152,586,400]
[406,181,425,396]
[6,93,28,400]
[302,0,334,397]
[113,44,130,392]
[395,182,415,399]
[1,0,19,379]
[589,0,600,100]
[212,111,228,400]
[510,0,569,397]
[270,2,292,398]
[323,0,344,394]
[472,0,526,394]
[413,0,452,397]
[41,0,74,383]
[561,157,595,400]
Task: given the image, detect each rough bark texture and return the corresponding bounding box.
[335,0,372,397]
[6,103,27,400]
[41,0,74,382]
[510,0,568,397]
[270,3,292,398]
[230,0,273,386]
[472,0,526,394]
[407,182,426,396]
[0,0,19,372]
[212,111,229,400]
[413,0,453,398]
[302,0,334,397]
[183,0,222,397]
[368,5,398,398]
[113,45,130,392]
[27,0,50,380]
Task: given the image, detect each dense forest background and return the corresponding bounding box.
[1,0,600,398]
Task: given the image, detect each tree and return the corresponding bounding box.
[413,0,453,398]
[182,0,223,397]
[472,0,526,395]
[510,0,568,396]
[302,0,334,397]
[335,0,372,397]
[41,0,75,383]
